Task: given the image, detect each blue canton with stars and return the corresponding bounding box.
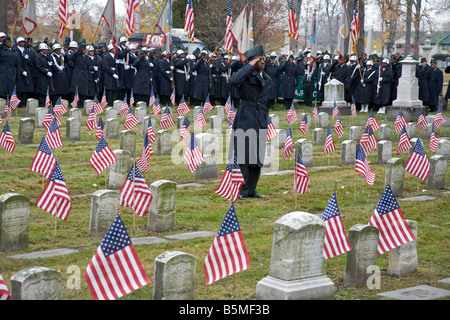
[126,163,144,181]
[39,137,52,155]
[322,192,340,221]
[376,185,400,216]
[50,162,64,182]
[412,138,426,156]
[183,116,190,128]
[95,137,110,153]
[356,144,366,162]
[217,204,241,237]
[100,215,132,257]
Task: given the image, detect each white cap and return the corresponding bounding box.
[223,55,229,59]
[86,45,95,51]
[323,54,330,60]
[119,36,127,43]
[307,53,311,58]
[176,49,184,55]
[188,54,196,60]
[333,55,339,60]
[270,52,277,57]
[201,50,208,55]
[232,55,238,61]
[350,55,356,61]
[69,41,78,48]
[128,44,137,50]
[52,43,62,50]
[0,32,6,38]
[107,44,115,51]
[16,37,25,43]
[366,60,373,66]
[39,43,49,51]
[382,58,389,64]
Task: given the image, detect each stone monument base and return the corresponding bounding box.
[386,105,428,122]
[319,101,350,116]
[255,275,334,300]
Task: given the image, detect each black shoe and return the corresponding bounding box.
[249,192,267,199]
[239,194,249,200]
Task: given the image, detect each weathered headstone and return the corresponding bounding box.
[84,99,94,116]
[109,150,132,189]
[422,124,433,140]
[148,180,176,232]
[66,117,81,141]
[10,267,62,300]
[378,124,391,141]
[195,133,219,155]
[69,107,82,122]
[388,220,418,276]
[113,100,123,113]
[343,224,379,287]
[319,79,350,115]
[25,98,39,116]
[35,107,47,128]
[61,99,69,115]
[255,211,334,300]
[105,118,119,139]
[436,139,450,160]
[349,126,362,142]
[385,158,405,197]
[269,114,279,129]
[105,107,117,120]
[318,112,329,129]
[0,193,30,251]
[135,106,147,124]
[89,190,120,238]
[426,155,447,190]
[274,129,287,149]
[406,122,417,138]
[262,141,276,173]
[157,130,172,156]
[142,116,156,138]
[295,139,313,167]
[377,285,450,300]
[210,115,222,134]
[341,140,356,165]
[377,140,392,164]
[136,101,147,109]
[153,251,196,300]
[214,105,224,122]
[194,155,218,180]
[313,128,326,145]
[120,130,137,158]
[193,106,201,120]
[18,118,35,144]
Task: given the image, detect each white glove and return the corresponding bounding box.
[186,75,190,81]
[321,71,325,76]
[360,79,364,84]
[113,74,119,79]
[24,54,29,60]
[170,77,173,81]
[47,72,53,77]
[170,66,174,70]
[48,61,53,66]
[93,66,98,71]
[149,63,154,67]
[379,77,383,81]
[356,64,361,69]
[58,66,64,72]
[124,65,130,70]
[22,71,27,77]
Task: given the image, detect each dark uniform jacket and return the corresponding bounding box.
[132,56,153,96]
[354,67,377,105]
[50,52,70,96]
[416,64,433,105]
[14,46,34,93]
[190,57,211,102]
[279,61,300,100]
[429,67,443,107]
[373,65,393,106]
[34,51,53,96]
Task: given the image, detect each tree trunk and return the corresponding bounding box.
[0,0,7,35]
[355,0,365,57]
[413,0,422,56]
[404,0,413,56]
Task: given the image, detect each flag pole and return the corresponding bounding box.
[294,148,298,211]
[334,180,339,291]
[132,159,136,236]
[10,3,23,39]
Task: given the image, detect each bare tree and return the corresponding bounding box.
[404,0,413,56]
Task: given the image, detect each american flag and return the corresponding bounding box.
[119,96,129,117]
[225,96,232,114]
[324,125,336,155]
[394,110,409,133]
[184,0,195,42]
[365,110,380,131]
[322,192,351,259]
[95,117,105,140]
[101,89,108,108]
[58,0,68,38]
[180,116,191,146]
[184,133,205,173]
[351,98,357,117]
[53,97,67,117]
[299,114,309,136]
[0,273,11,300]
[214,155,245,203]
[225,0,233,53]
[160,106,175,130]
[228,116,233,143]
[284,127,294,160]
[150,88,156,107]
[137,133,154,172]
[43,106,61,130]
[120,162,153,217]
[332,101,339,119]
[369,185,416,255]
[124,106,139,130]
[355,144,375,185]
[147,116,156,144]
[312,106,318,122]
[4,99,11,120]
[93,96,104,116]
[0,114,2,126]
[30,137,56,179]
[0,122,15,154]
[288,0,299,41]
[126,0,140,37]
[349,0,360,54]
[267,117,277,141]
[195,106,207,131]
[46,118,63,150]
[293,152,310,194]
[10,87,21,109]
[36,162,72,221]
[203,96,214,114]
[405,138,430,181]
[334,113,344,139]
[86,104,97,131]
[360,124,377,156]
[71,86,79,108]
[152,96,161,117]
[226,104,236,123]
[177,96,191,116]
[434,105,446,128]
[429,123,440,153]
[417,109,428,131]
[84,214,151,300]
[203,203,250,285]
[170,89,175,106]
[89,137,117,175]
[45,87,51,108]
[286,103,298,126]
[397,125,412,154]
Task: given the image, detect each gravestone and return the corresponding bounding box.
[295,139,313,167]
[349,126,362,142]
[210,115,222,134]
[105,118,119,139]
[176,116,185,135]
[406,123,417,138]
[195,133,219,155]
[313,128,326,145]
[89,190,120,238]
[18,118,35,144]
[389,220,418,276]
[157,130,172,156]
[319,79,350,115]
[409,138,418,155]
[136,101,147,109]
[69,108,82,122]
[0,193,30,251]
[153,251,196,300]
[142,116,156,138]
[436,139,450,160]
[61,99,69,115]
[148,180,176,232]
[377,285,450,300]
[135,106,147,124]
[269,114,279,129]
[422,124,433,140]
[113,100,123,113]
[0,98,4,117]
[426,155,447,190]
[274,129,287,149]
[341,140,356,165]
[377,140,392,164]
[66,117,81,141]
[35,107,47,128]
[25,98,39,116]
[10,267,62,300]
[262,141,277,173]
[193,106,201,120]
[195,155,218,180]
[385,158,405,197]
[214,105,224,121]
[109,150,132,189]
[84,99,94,116]
[120,130,137,158]
[105,107,117,120]
[318,112,329,129]
[343,224,379,287]
[300,113,312,126]
[379,124,391,141]
[255,211,334,300]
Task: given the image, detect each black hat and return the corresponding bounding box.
[244,44,265,61]
[99,42,106,48]
[421,57,427,63]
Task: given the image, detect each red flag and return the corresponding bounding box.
[405,138,430,181]
[30,137,56,179]
[0,122,15,154]
[89,137,117,175]
[120,162,153,217]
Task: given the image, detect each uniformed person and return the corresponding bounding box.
[0,36,19,100]
[303,53,316,106]
[132,48,153,105]
[355,60,377,113]
[279,54,300,109]
[158,51,173,106]
[416,57,432,107]
[216,54,231,105]
[265,52,280,109]
[316,54,332,102]
[173,49,190,104]
[230,55,243,107]
[429,59,443,112]
[374,59,393,114]
[34,42,54,106]
[103,44,120,106]
[69,43,90,107]
[85,45,102,99]
[50,43,70,103]
[190,50,211,105]
[14,37,34,107]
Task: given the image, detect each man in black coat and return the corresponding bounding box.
[102,44,120,106]
[429,60,443,112]
[34,43,54,106]
[279,54,300,109]
[50,43,70,104]
[230,45,273,200]
[265,52,280,109]
[173,49,190,104]
[0,36,19,100]
[191,50,211,105]
[14,37,34,107]
[416,57,432,107]
[374,59,393,114]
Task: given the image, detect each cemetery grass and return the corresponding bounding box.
[0,104,449,301]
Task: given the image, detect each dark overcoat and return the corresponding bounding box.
[354,67,377,105]
[132,57,152,96]
[102,53,119,91]
[373,66,393,106]
[279,61,300,100]
[50,53,70,96]
[429,67,443,106]
[69,51,90,96]
[416,64,433,105]
[190,58,211,101]
[34,51,53,96]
